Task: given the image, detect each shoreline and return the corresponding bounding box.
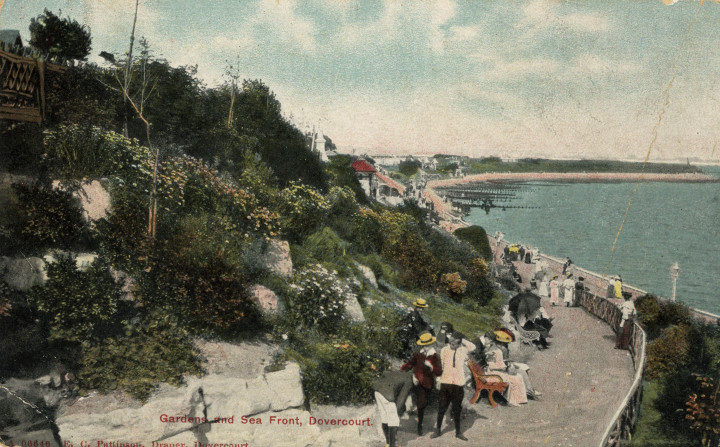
[423,171,718,233]
[428,171,719,189]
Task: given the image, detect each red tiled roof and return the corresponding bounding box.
[375,171,406,194]
[351,160,377,172]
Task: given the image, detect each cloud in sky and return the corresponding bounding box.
[1,0,719,162]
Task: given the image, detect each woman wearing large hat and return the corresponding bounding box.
[485,330,542,404]
[401,332,442,435]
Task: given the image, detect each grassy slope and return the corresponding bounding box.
[629,380,690,447]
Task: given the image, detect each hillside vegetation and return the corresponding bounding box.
[0,12,501,405]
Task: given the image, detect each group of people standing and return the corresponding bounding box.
[501,243,538,264]
[541,273,583,307]
[377,299,544,446]
[375,324,474,445]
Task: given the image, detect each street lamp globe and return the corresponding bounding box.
[669,262,680,301]
[670,262,680,279]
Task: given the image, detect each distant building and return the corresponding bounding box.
[351,160,378,199]
[0,30,23,48]
[308,126,328,162]
[351,159,413,206]
[375,171,405,206]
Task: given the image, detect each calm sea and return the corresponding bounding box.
[465,168,720,315]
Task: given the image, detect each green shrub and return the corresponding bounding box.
[95,185,148,273]
[453,225,492,260]
[42,125,147,186]
[302,227,348,264]
[141,243,260,336]
[277,309,399,406]
[11,182,89,251]
[292,341,387,405]
[276,182,330,243]
[344,207,384,254]
[324,155,368,205]
[359,304,405,357]
[77,313,202,400]
[637,294,693,340]
[355,253,399,287]
[29,254,125,343]
[398,159,421,176]
[646,324,693,380]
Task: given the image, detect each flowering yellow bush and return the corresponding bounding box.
[470,258,489,277]
[440,272,467,296]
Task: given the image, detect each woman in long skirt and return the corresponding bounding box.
[615,293,636,349]
[549,276,559,306]
[538,274,549,299]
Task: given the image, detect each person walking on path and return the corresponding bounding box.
[563,274,575,307]
[373,369,414,447]
[614,275,624,299]
[401,332,442,436]
[615,293,636,350]
[538,273,549,299]
[431,332,476,441]
[550,275,560,306]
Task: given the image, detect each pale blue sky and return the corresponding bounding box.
[2,0,719,161]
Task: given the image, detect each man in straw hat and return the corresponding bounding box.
[431,331,476,441]
[401,332,442,435]
[399,298,434,356]
[373,369,414,447]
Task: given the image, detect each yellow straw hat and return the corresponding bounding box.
[416,332,436,345]
[413,298,429,308]
[494,329,513,343]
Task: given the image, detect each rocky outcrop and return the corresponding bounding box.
[53,341,379,446]
[0,376,64,447]
[259,239,293,277]
[1,253,100,292]
[0,256,46,291]
[248,284,282,314]
[356,264,378,288]
[74,180,111,223]
[344,293,365,322]
[57,363,304,444]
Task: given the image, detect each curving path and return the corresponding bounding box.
[397,300,636,447]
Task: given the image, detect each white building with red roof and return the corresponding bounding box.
[351,159,408,206]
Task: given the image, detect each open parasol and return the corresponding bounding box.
[508,291,542,320]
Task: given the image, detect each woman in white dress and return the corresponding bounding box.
[538,273,549,298]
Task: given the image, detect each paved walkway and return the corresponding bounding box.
[397,301,636,447]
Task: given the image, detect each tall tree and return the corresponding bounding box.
[29,9,92,61]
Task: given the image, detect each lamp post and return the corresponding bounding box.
[670,262,680,302]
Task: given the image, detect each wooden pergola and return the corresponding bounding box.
[0,48,65,123]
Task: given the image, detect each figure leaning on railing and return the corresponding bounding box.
[615,292,636,350]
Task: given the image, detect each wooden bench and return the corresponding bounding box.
[468,361,508,408]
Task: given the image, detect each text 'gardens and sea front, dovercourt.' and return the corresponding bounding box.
[157,413,373,427]
[25,414,375,447]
